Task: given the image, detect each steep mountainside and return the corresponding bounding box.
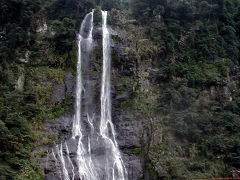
[0,0,240,179]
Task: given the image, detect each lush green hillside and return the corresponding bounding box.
[0,0,240,179]
[127,0,240,178]
[0,0,93,179]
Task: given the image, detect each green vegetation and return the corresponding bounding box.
[0,0,82,178]
[124,0,240,178]
[1,0,240,179]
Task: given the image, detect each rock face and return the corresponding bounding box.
[49,72,75,104]
[36,21,48,34]
[114,111,146,148]
[33,114,73,179]
[19,51,30,63]
[122,153,144,179]
[35,11,146,180]
[33,72,75,178]
[15,74,25,91]
[114,110,146,179]
[64,72,75,96]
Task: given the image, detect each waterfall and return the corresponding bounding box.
[73,9,97,180]
[57,144,70,180]
[50,10,127,180]
[100,10,127,180]
[72,10,94,138]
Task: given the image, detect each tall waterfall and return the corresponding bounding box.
[72,9,97,180]
[50,10,127,180]
[100,10,127,180]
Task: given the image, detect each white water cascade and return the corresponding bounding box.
[100,10,127,180]
[50,10,127,180]
[72,9,97,180]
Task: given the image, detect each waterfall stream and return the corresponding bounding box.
[51,10,127,180]
[100,10,127,180]
[73,10,97,180]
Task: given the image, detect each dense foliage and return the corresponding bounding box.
[0,0,42,178]
[128,0,240,178]
[1,0,240,179]
[0,0,93,179]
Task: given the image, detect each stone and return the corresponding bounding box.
[49,72,76,104]
[122,152,144,180]
[113,111,147,148]
[19,51,30,63]
[49,81,65,104]
[15,74,25,91]
[36,22,48,34]
[64,72,75,96]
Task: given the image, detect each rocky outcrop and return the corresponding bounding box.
[49,72,75,104]
[36,22,48,34]
[15,74,25,91]
[19,51,30,63]
[32,114,73,180]
[114,110,146,148]
[123,152,144,179]
[35,10,148,180]
[113,110,146,179]
[32,71,75,176]
[110,12,147,179]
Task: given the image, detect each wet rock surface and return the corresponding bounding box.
[123,152,144,180]
[35,15,146,180]
[49,72,75,104]
[114,110,146,148]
